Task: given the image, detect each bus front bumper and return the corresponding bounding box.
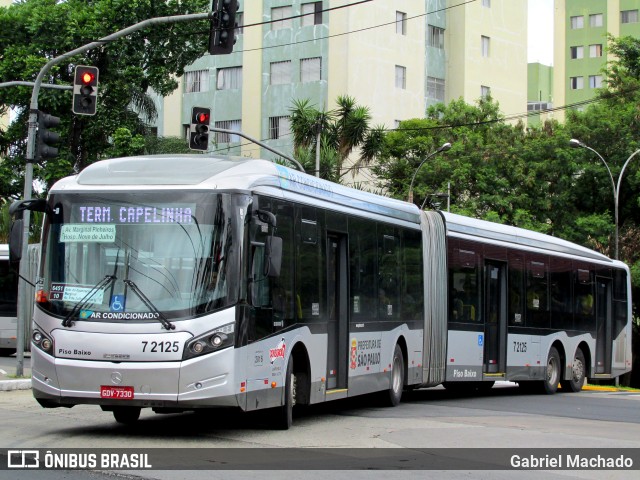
[31,347,241,409]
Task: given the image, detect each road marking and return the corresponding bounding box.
[0,369,7,375]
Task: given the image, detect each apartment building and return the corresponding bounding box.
[527,62,554,127]
[168,0,527,173]
[554,0,640,118]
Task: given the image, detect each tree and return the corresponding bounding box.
[373,96,618,243]
[289,96,385,181]
[0,0,211,198]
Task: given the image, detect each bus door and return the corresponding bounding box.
[595,278,612,374]
[484,261,507,375]
[326,233,349,390]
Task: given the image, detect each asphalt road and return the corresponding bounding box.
[0,381,639,480]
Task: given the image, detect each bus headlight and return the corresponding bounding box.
[32,329,53,354]
[183,322,235,360]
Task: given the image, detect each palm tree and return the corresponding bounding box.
[289,96,385,181]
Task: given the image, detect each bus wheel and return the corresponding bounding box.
[542,346,561,394]
[275,357,295,430]
[561,348,585,393]
[113,407,141,425]
[386,344,405,407]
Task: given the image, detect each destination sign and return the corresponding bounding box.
[71,204,196,225]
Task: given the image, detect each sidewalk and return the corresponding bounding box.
[0,354,32,391]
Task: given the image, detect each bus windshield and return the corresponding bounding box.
[38,191,242,321]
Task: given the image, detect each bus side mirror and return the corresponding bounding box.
[265,236,282,278]
[7,198,47,266]
[9,218,23,264]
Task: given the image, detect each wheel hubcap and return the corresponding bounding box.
[572,359,584,383]
[392,356,402,392]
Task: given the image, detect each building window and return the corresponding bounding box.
[301,57,321,82]
[481,85,491,98]
[481,36,490,57]
[590,44,603,58]
[216,66,242,90]
[269,116,291,140]
[185,70,209,93]
[589,13,603,27]
[272,6,293,30]
[428,25,444,49]
[301,2,322,27]
[570,15,584,29]
[270,60,291,85]
[235,12,244,34]
[621,10,639,24]
[396,11,407,35]
[482,0,491,7]
[395,65,406,89]
[214,120,242,143]
[589,75,603,89]
[527,102,552,112]
[427,76,445,102]
[570,46,584,59]
[570,76,584,90]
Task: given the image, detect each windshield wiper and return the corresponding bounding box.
[123,279,175,330]
[62,275,116,327]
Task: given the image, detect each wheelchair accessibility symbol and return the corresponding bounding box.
[110,295,125,312]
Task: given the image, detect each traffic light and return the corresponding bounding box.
[72,65,99,115]
[37,111,61,161]
[209,0,239,55]
[189,107,211,151]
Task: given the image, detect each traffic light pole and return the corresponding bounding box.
[210,127,304,171]
[14,10,216,377]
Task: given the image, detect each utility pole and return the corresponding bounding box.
[314,114,323,178]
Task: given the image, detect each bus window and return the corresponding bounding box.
[402,229,423,321]
[379,228,399,320]
[550,259,572,330]
[449,246,480,323]
[526,259,549,328]
[272,202,295,328]
[508,253,525,326]
[349,217,377,322]
[574,268,595,333]
[613,268,628,340]
[296,206,325,321]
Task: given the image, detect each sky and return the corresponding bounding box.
[528,0,554,65]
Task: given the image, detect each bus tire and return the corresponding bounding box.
[113,407,141,425]
[386,344,405,407]
[275,356,295,430]
[542,346,561,394]
[561,348,586,393]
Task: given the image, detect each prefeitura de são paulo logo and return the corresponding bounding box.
[269,338,286,364]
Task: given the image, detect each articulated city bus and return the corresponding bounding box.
[10,155,632,428]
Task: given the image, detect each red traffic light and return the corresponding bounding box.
[196,112,210,124]
[73,65,99,115]
[81,72,95,85]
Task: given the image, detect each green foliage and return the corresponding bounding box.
[144,135,192,155]
[0,0,210,197]
[288,95,384,181]
[103,127,145,159]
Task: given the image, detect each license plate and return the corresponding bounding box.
[100,385,134,399]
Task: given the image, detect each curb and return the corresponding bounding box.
[582,385,622,392]
[0,379,32,391]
